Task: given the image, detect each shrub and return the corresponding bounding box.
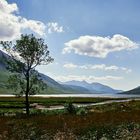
[30,109,42,115]
[76,107,87,115]
[64,102,76,114]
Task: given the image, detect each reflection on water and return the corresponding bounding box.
[35,93,140,98]
[0,93,140,98]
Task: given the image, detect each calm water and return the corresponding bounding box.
[0,93,140,98]
[0,94,140,98]
[35,93,140,98]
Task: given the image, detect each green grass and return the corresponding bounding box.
[0,96,125,107]
[0,96,134,116]
[88,99,140,112]
[0,96,139,116]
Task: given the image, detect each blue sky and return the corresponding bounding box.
[1,0,140,90]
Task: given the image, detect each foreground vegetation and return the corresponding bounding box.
[0,116,140,140]
[0,97,140,139]
[0,96,129,115]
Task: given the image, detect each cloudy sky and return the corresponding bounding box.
[0,0,140,90]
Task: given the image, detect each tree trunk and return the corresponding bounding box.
[25,71,30,115]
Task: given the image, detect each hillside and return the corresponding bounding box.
[120,86,140,95]
[0,50,90,94]
[0,69,90,94]
[0,50,123,94]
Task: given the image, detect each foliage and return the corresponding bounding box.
[88,100,140,113]
[0,100,140,138]
[0,122,49,140]
[7,71,45,96]
[0,120,140,140]
[53,129,77,140]
[78,123,140,140]
[76,107,87,115]
[64,101,76,114]
[30,109,66,116]
[0,34,53,115]
[1,34,53,96]
[0,97,140,116]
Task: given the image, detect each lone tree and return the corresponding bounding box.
[0,34,53,115]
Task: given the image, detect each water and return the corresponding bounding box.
[0,93,140,98]
[0,93,140,110]
[34,93,140,98]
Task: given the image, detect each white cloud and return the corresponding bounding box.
[54,75,123,83]
[0,0,46,41]
[121,67,132,73]
[63,34,138,58]
[20,18,46,36]
[0,0,18,13]
[47,22,64,33]
[63,63,78,69]
[63,63,132,73]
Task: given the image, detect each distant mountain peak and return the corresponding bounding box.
[0,50,123,94]
[61,80,122,94]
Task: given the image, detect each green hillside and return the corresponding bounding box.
[121,87,140,95]
[0,50,90,94]
[0,71,10,94]
[0,70,90,94]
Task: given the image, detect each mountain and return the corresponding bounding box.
[0,50,122,94]
[0,50,90,94]
[39,73,90,94]
[0,50,9,70]
[61,80,122,94]
[119,86,140,95]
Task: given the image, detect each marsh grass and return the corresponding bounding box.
[0,115,140,139]
[0,98,140,139]
[0,97,121,115]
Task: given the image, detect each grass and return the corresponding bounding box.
[0,96,138,115]
[0,97,140,139]
[88,99,140,112]
[0,96,128,109]
[0,96,118,115]
[0,96,127,104]
[0,101,140,139]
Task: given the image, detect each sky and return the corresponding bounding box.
[0,0,140,90]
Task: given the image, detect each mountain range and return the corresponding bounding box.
[0,50,139,95]
[60,80,122,94]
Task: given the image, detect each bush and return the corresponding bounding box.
[30,109,42,115]
[76,107,87,115]
[64,102,76,114]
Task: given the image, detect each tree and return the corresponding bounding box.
[0,34,53,115]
